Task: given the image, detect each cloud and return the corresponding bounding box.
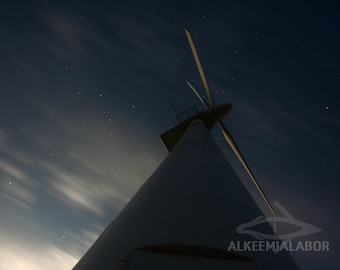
[0,158,27,181]
[35,4,105,62]
[1,181,36,210]
[0,93,165,269]
[2,92,164,214]
[0,130,39,210]
[0,243,78,270]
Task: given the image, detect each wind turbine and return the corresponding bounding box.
[73,28,299,270]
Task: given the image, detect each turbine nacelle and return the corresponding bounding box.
[209,103,233,128]
[160,105,231,152]
[197,103,233,130]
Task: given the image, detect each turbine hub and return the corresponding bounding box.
[198,103,233,130]
[210,103,233,125]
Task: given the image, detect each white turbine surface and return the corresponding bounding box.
[73,120,299,269]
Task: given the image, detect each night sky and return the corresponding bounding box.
[0,1,339,269]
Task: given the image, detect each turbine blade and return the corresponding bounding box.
[219,121,277,217]
[186,81,210,110]
[184,27,214,108]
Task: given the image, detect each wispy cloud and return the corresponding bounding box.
[0,91,165,268]
[0,242,78,270]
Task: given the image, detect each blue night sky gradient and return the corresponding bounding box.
[0,1,339,269]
